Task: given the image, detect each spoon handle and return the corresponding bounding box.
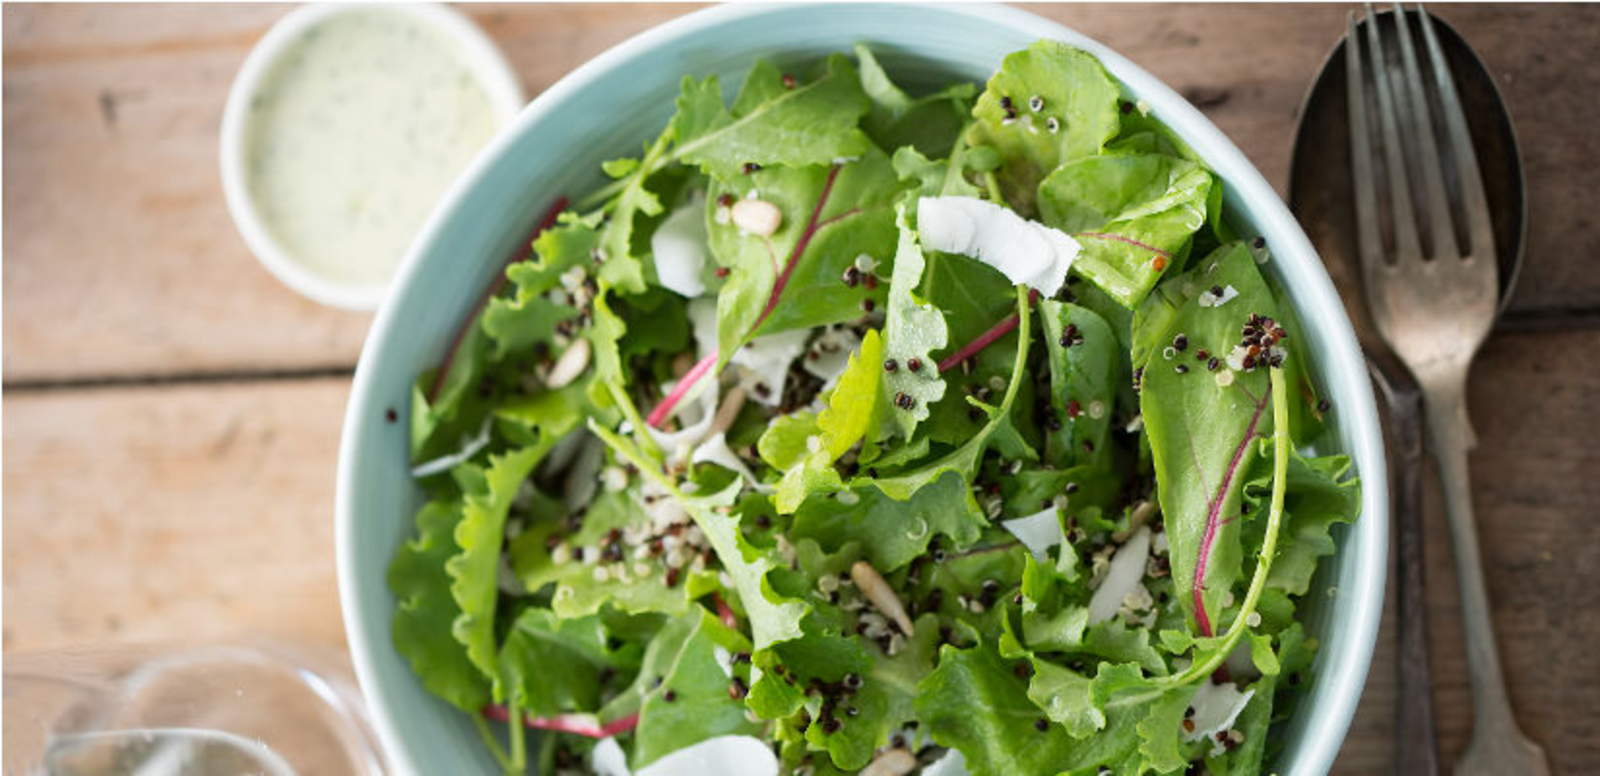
[1388,380,1440,776]
[1370,356,1440,776]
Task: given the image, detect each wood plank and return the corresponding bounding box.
[1,377,352,653]
[5,4,1596,382]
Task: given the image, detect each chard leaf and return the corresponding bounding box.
[497,608,613,716]
[881,206,949,440]
[1037,299,1121,469]
[704,149,901,363]
[631,609,761,768]
[965,40,1122,214]
[674,54,873,181]
[1038,153,1213,308]
[388,499,488,712]
[1135,243,1289,636]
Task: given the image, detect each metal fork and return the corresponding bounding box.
[1346,6,1548,775]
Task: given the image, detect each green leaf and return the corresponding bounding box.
[1136,243,1287,634]
[482,221,593,360]
[965,40,1122,214]
[1026,660,1103,738]
[1241,450,1360,596]
[881,206,949,440]
[817,329,887,458]
[866,287,1031,502]
[389,500,489,712]
[854,43,975,158]
[674,54,873,181]
[1038,153,1213,308]
[498,608,613,716]
[446,447,547,693]
[508,489,693,618]
[790,470,984,572]
[705,149,901,362]
[917,644,1099,775]
[631,609,761,768]
[1037,300,1122,468]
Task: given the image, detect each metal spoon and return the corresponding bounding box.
[1286,8,1525,775]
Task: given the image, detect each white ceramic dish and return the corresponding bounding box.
[219,3,525,311]
[336,5,1388,774]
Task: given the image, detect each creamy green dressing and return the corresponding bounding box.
[244,9,499,287]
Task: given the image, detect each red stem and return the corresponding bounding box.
[482,706,640,739]
[935,290,1041,373]
[1191,392,1271,636]
[645,163,849,424]
[752,164,845,332]
[428,197,569,404]
[645,348,720,429]
[1075,231,1172,259]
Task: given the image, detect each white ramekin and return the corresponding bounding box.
[219,3,525,311]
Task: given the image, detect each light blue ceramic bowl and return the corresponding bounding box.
[336,5,1388,774]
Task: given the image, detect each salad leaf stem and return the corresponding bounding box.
[936,289,1040,373]
[1160,366,1290,688]
[483,705,642,738]
[982,170,1005,205]
[506,698,526,774]
[752,163,846,332]
[472,712,515,774]
[645,348,721,428]
[428,197,568,403]
[1192,389,1272,637]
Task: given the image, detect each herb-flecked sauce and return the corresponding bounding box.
[244,9,500,286]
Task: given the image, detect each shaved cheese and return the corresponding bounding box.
[1183,680,1255,755]
[802,326,861,391]
[917,196,1079,297]
[647,374,718,462]
[410,417,491,478]
[922,748,969,776]
[634,735,778,776]
[687,296,808,407]
[593,737,630,776]
[652,195,711,298]
[691,432,771,493]
[1088,526,1150,625]
[1002,506,1064,561]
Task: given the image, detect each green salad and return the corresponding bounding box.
[389,40,1360,776]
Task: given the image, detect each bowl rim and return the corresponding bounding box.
[218,2,526,311]
[337,4,1388,774]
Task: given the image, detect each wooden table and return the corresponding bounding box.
[5,4,1597,772]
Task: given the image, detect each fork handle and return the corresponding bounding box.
[1418,367,1527,747]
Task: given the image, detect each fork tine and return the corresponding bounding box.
[1390,4,1460,260]
[1363,4,1423,262]
[1345,12,1386,271]
[1417,3,1497,262]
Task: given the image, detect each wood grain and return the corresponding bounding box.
[5,4,1597,382]
[4,4,1599,774]
[2,378,351,654]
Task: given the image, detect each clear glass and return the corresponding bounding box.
[3,641,385,775]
